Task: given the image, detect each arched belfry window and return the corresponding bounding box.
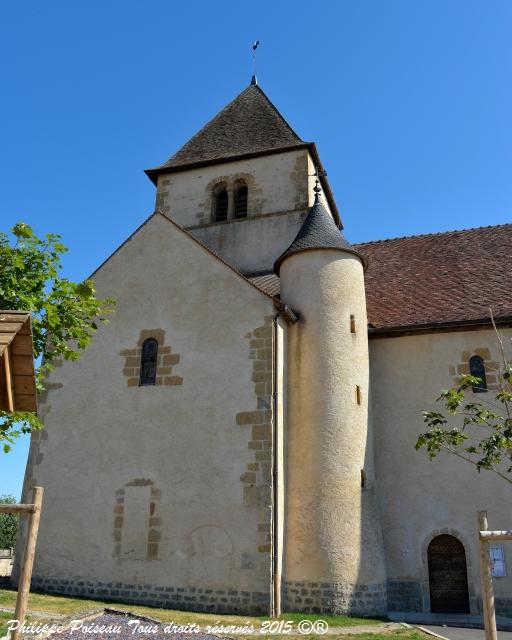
[234,181,248,218]
[469,355,487,393]
[140,338,158,386]
[213,184,228,222]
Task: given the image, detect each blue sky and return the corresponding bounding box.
[1,0,511,496]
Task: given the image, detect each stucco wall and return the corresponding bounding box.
[370,328,512,614]
[0,551,14,577]
[155,150,333,274]
[18,213,276,614]
[280,250,387,615]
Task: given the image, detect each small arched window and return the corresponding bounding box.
[469,355,487,393]
[213,184,228,222]
[234,181,248,218]
[140,338,158,386]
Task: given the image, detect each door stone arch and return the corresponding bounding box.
[420,529,476,613]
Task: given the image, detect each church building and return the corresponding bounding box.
[18,79,512,617]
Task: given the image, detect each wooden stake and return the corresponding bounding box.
[3,349,14,412]
[12,487,43,640]
[478,511,498,640]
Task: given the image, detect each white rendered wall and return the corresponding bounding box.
[154,150,334,273]
[279,249,387,609]
[17,213,276,611]
[371,328,512,613]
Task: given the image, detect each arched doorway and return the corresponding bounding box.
[428,534,470,613]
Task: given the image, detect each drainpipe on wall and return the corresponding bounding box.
[270,305,295,617]
[271,314,281,618]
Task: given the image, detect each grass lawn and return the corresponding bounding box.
[0,588,383,626]
[0,611,14,637]
[317,633,429,640]
[275,612,382,626]
[0,589,430,638]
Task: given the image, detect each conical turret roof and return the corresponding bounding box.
[274,198,364,275]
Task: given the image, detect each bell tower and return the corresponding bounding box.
[145,83,341,274]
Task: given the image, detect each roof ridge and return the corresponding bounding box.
[148,83,304,173]
[354,222,512,246]
[251,84,303,142]
[155,212,275,299]
[89,211,274,301]
[150,87,253,171]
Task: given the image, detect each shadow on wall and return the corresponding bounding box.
[354,416,388,615]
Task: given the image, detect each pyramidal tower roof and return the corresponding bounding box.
[146,84,305,174]
[274,195,364,275]
[145,82,341,225]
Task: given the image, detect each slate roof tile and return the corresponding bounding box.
[148,84,304,172]
[273,200,361,275]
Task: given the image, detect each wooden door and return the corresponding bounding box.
[428,534,470,613]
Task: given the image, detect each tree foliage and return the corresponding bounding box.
[0,495,17,549]
[416,325,512,485]
[0,223,115,452]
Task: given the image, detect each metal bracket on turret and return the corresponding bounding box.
[273,299,299,323]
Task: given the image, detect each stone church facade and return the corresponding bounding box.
[17,81,512,617]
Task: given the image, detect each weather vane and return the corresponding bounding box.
[251,40,260,85]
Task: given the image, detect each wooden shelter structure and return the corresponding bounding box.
[0,311,37,412]
[0,310,41,640]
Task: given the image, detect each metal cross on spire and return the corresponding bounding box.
[251,40,260,85]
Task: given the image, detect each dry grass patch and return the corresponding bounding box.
[0,589,385,629]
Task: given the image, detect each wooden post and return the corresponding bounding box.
[478,510,498,640]
[2,349,14,412]
[12,487,44,640]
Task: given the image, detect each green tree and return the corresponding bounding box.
[0,222,115,452]
[416,322,512,485]
[0,495,17,549]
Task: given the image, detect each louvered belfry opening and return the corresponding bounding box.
[234,182,248,218]
[140,338,158,386]
[214,186,229,222]
[428,535,470,613]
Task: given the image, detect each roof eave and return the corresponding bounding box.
[307,142,342,229]
[368,315,512,338]
[274,244,367,276]
[144,142,342,229]
[144,144,309,183]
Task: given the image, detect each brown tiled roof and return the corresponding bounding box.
[147,84,304,172]
[248,224,512,331]
[247,273,281,298]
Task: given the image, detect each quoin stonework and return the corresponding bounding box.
[16,80,512,617]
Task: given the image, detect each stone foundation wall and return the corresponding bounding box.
[494,597,512,618]
[283,581,387,616]
[386,581,423,612]
[30,576,269,615]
